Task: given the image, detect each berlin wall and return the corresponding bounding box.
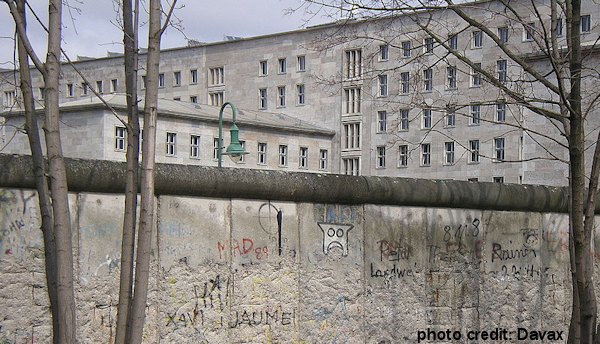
[0,154,597,343]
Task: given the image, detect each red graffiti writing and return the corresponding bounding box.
[217,238,269,261]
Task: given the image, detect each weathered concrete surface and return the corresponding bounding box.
[0,154,575,212]
[1,187,597,343]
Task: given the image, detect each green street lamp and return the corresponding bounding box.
[218,102,248,167]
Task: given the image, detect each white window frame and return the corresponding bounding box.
[376,146,386,168]
[190,135,201,159]
[447,66,457,89]
[166,132,177,156]
[446,106,456,127]
[209,67,224,86]
[497,60,507,83]
[319,149,328,170]
[81,82,89,96]
[378,75,388,97]
[401,41,412,57]
[523,22,536,41]
[400,72,410,94]
[209,91,224,107]
[398,145,408,168]
[277,86,286,107]
[66,83,74,97]
[259,88,268,109]
[297,55,306,72]
[115,126,126,151]
[190,95,198,103]
[494,137,505,161]
[444,141,455,165]
[498,27,509,43]
[496,102,506,122]
[448,34,458,50]
[472,30,483,48]
[343,157,360,176]
[173,71,181,86]
[278,145,288,167]
[343,122,361,149]
[190,69,198,84]
[110,79,118,93]
[95,81,103,94]
[377,111,387,133]
[399,109,409,131]
[259,60,268,76]
[421,143,431,166]
[424,68,433,91]
[299,147,308,168]
[258,142,267,165]
[424,37,434,54]
[158,73,165,88]
[581,14,591,33]
[469,140,480,164]
[297,84,305,105]
[345,49,362,79]
[471,63,482,87]
[470,104,481,125]
[278,58,287,74]
[379,44,389,61]
[343,87,361,114]
[422,108,432,129]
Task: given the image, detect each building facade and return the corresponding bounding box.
[1,0,598,185]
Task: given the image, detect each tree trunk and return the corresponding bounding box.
[43,1,77,343]
[15,1,59,343]
[126,0,161,342]
[114,0,140,343]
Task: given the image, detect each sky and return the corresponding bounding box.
[0,0,332,68]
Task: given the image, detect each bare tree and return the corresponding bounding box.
[302,0,600,342]
[4,0,76,342]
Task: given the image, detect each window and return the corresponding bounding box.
[400,72,410,94]
[379,44,389,61]
[158,73,165,88]
[209,92,224,106]
[497,60,507,83]
[258,142,267,165]
[297,55,306,71]
[424,68,433,91]
[422,108,432,129]
[190,69,198,84]
[377,111,387,133]
[498,27,509,43]
[494,137,505,161]
[166,132,177,156]
[421,143,431,166]
[319,149,328,170]
[95,80,103,93]
[277,86,286,107]
[39,87,46,100]
[278,145,288,166]
[496,102,506,122]
[239,141,246,163]
[378,75,388,96]
[3,90,16,108]
[469,140,480,163]
[470,104,481,125]
[110,79,118,93]
[343,157,360,175]
[190,135,200,158]
[493,176,504,183]
[115,127,126,151]
[345,49,362,78]
[554,18,563,36]
[581,15,591,33]
[259,88,268,109]
[399,109,409,131]
[444,142,455,165]
[297,84,305,105]
[524,22,535,41]
[468,178,479,182]
[472,30,483,48]
[398,145,408,167]
[448,34,458,50]
[173,71,181,86]
[81,82,89,96]
[299,147,308,168]
[278,58,287,74]
[259,60,268,76]
[447,66,457,89]
[213,138,222,160]
[376,146,386,168]
[190,95,198,103]
[401,41,412,57]
[446,106,456,127]
[471,63,482,86]
[173,97,181,101]
[343,122,361,149]
[424,37,434,54]
[66,83,74,97]
[209,67,224,85]
[141,76,146,89]
[344,87,361,114]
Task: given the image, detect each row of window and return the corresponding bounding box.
[258,84,305,109]
[259,55,306,76]
[115,127,328,169]
[369,15,592,65]
[375,138,506,169]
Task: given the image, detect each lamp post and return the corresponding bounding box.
[218,102,248,167]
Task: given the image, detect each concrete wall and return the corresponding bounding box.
[0,155,597,343]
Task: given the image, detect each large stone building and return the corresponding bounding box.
[1,0,598,185]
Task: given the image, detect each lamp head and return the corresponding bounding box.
[223,123,248,163]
